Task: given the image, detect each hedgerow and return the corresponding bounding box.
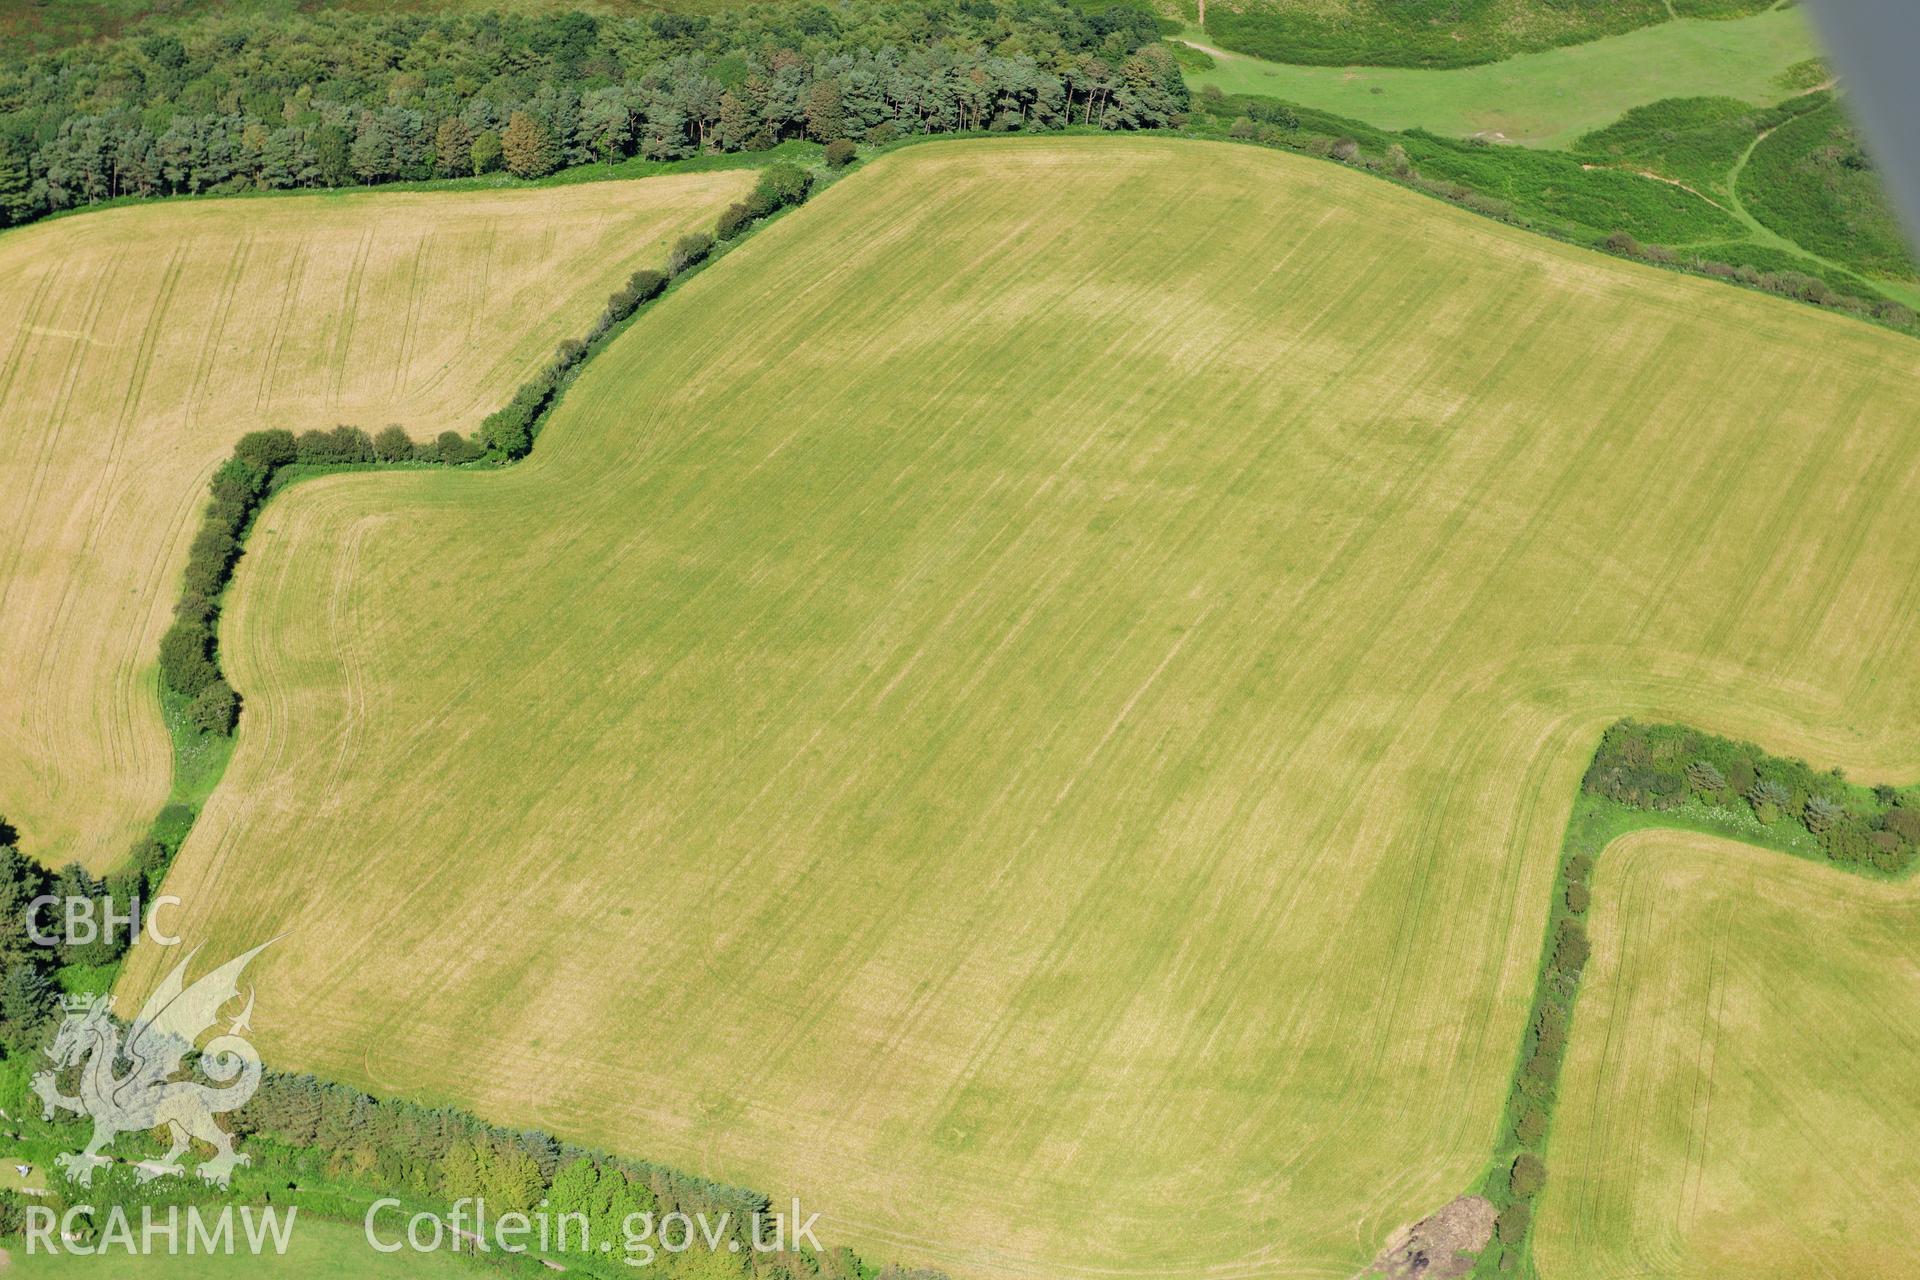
[1471,722,1918,1274]
[1583,720,1919,875]
[0,148,932,1278]
[1189,88,1920,337]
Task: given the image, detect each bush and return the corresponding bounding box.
[234,429,297,470]
[183,526,238,597]
[746,162,811,218]
[667,232,714,276]
[1495,1201,1531,1244]
[1532,1002,1568,1056]
[1605,230,1641,256]
[1552,920,1590,974]
[1564,881,1590,915]
[210,457,268,506]
[430,432,482,465]
[1515,1104,1547,1145]
[174,591,215,626]
[204,490,250,536]
[823,138,857,167]
[1801,794,1841,834]
[185,679,240,735]
[131,837,171,884]
[1565,853,1594,884]
[1685,760,1725,793]
[159,621,217,696]
[863,122,898,146]
[1885,806,1920,844]
[1746,779,1790,818]
[1248,99,1299,129]
[373,425,416,463]
[715,202,751,241]
[1509,1152,1546,1200]
[482,406,533,458]
[295,425,375,465]
[628,270,668,304]
[604,284,642,321]
[1820,819,1873,867]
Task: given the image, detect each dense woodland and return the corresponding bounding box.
[0,1,1184,226]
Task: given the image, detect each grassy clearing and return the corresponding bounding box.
[1533,830,1920,1276]
[1200,0,1670,69]
[0,171,753,871]
[125,136,1920,1278]
[1175,6,1819,146]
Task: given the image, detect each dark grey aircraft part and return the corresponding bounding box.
[1804,0,1920,252]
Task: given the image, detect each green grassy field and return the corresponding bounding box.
[1176,5,1819,147]
[1534,830,1920,1276]
[0,171,751,872]
[1197,0,1675,68]
[122,137,1920,1278]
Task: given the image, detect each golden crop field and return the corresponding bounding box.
[124,138,1920,1277]
[1534,829,1920,1277]
[0,171,753,870]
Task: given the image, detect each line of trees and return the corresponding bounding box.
[1583,719,1920,874]
[0,161,905,1260]
[0,2,1185,228]
[1478,720,1919,1270]
[1483,834,1592,1264]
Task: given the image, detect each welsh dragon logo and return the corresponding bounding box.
[31,941,273,1187]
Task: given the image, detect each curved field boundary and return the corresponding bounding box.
[1461,720,1918,1275]
[0,160,870,1277]
[0,173,755,871]
[114,163,819,912]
